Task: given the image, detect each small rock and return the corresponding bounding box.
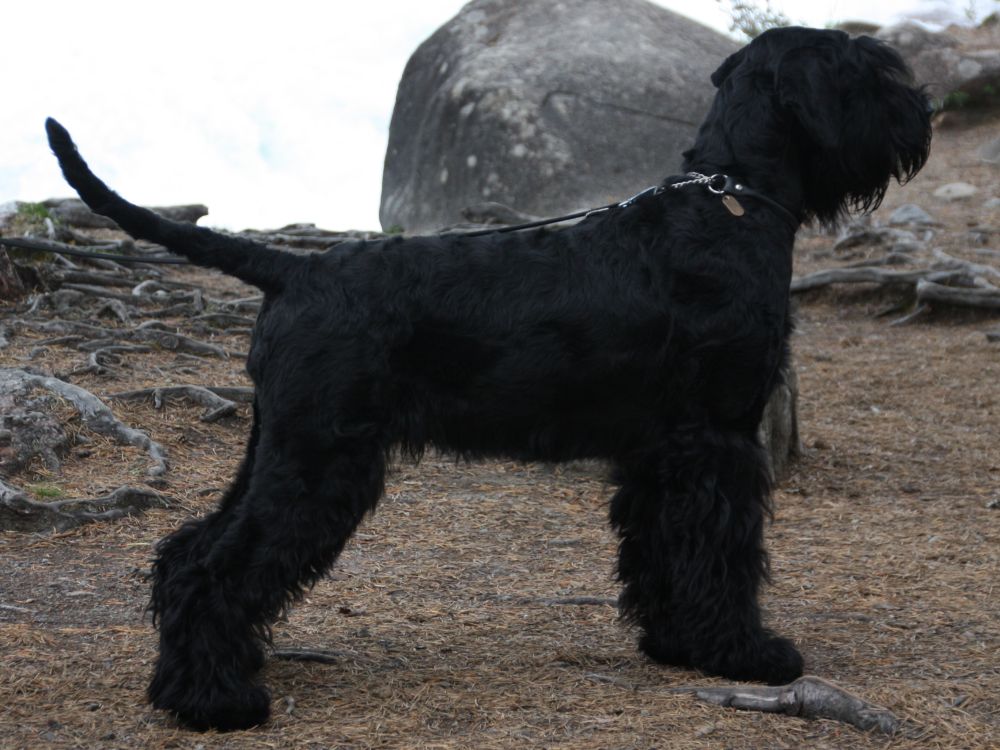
[983,197,1000,210]
[934,182,979,201]
[978,137,1000,165]
[834,225,921,252]
[888,203,935,225]
[693,722,717,738]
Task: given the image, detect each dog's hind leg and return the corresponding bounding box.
[611,429,803,685]
[147,428,386,731]
[149,400,262,630]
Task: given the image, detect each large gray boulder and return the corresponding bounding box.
[380,0,738,233]
[878,22,1000,103]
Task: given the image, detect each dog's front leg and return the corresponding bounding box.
[610,428,803,685]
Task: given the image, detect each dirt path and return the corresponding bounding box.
[1,117,998,750]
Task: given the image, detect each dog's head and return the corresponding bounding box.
[705,27,932,225]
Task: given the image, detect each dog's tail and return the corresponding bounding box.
[45,118,297,292]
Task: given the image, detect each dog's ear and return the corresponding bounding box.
[711,48,746,88]
[775,46,843,149]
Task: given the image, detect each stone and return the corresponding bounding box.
[380,0,737,233]
[978,136,1000,164]
[878,22,1000,104]
[834,225,923,253]
[933,182,979,201]
[41,198,208,229]
[888,203,936,225]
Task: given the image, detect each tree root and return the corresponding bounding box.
[0,368,168,476]
[111,385,239,422]
[792,250,1000,318]
[791,267,968,294]
[0,478,169,532]
[9,318,229,360]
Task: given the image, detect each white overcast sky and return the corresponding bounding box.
[0,0,980,231]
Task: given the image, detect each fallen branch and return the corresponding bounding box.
[482,593,616,607]
[581,673,914,737]
[691,676,914,736]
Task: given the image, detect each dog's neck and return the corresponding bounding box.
[682,118,806,226]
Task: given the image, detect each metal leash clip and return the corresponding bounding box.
[617,185,664,209]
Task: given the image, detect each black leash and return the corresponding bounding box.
[0,173,799,265]
[460,172,800,236]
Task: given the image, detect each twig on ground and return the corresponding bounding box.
[272,649,350,665]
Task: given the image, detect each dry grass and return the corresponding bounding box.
[1,115,998,749]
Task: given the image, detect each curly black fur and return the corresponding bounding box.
[45,26,931,731]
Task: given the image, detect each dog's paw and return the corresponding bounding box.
[149,660,272,732]
[643,629,804,685]
[750,635,805,685]
[706,635,804,685]
[638,631,692,668]
[153,683,272,732]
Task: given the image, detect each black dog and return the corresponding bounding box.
[45,26,931,731]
